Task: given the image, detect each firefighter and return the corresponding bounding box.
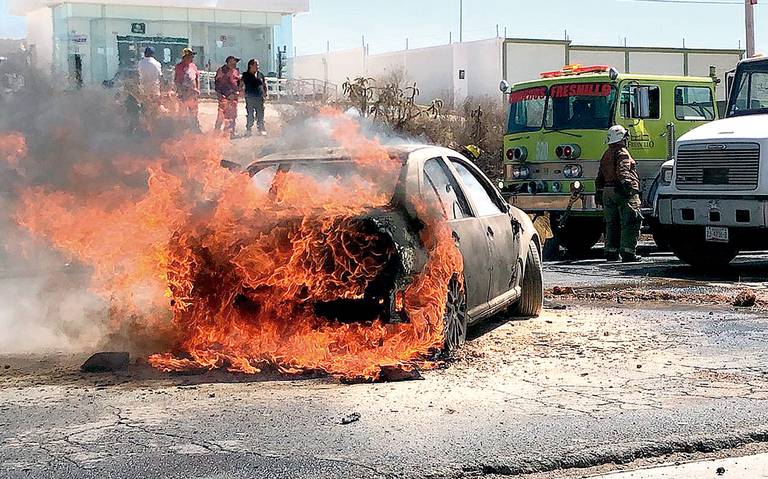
[596,125,642,263]
[461,144,482,161]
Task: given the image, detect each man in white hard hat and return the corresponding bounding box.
[596,125,642,262]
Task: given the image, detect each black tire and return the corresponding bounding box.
[648,218,671,252]
[443,276,468,352]
[670,236,738,270]
[514,242,544,317]
[554,216,603,257]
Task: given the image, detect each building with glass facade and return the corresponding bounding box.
[9,0,309,85]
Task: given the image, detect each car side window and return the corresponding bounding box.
[423,158,472,220]
[449,159,504,217]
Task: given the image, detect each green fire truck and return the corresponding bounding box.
[499,64,719,255]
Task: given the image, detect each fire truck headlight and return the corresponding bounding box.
[514,146,528,162]
[551,181,562,193]
[498,180,505,190]
[564,164,583,178]
[571,181,583,192]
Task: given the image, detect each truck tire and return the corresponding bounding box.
[554,216,603,257]
[648,218,671,252]
[513,242,544,318]
[670,236,738,270]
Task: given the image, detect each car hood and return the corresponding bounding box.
[678,114,768,144]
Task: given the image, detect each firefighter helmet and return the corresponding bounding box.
[606,125,629,145]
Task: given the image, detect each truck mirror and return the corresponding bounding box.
[499,80,510,93]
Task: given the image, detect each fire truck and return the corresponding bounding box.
[499,64,719,256]
[657,56,768,269]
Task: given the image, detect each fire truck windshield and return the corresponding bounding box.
[545,83,617,131]
[507,83,617,134]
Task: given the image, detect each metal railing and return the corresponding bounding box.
[198,72,337,102]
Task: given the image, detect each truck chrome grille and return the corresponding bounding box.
[676,143,760,190]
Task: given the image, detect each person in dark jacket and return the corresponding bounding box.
[596,125,643,263]
[242,59,267,136]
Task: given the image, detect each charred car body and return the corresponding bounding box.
[242,145,544,350]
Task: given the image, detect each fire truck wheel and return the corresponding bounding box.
[443,275,468,353]
[513,242,544,318]
[555,217,603,257]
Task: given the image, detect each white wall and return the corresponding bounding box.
[463,38,504,101]
[629,52,684,75]
[291,48,364,88]
[504,42,567,85]
[403,45,454,104]
[569,49,626,73]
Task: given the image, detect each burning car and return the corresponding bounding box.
[237,144,544,352]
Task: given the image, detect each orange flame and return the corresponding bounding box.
[13,112,463,380]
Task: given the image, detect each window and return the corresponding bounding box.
[674,86,715,121]
[449,160,504,217]
[621,85,660,120]
[507,87,547,134]
[423,159,472,220]
[731,71,768,116]
[545,83,616,130]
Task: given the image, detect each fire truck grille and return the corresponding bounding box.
[676,143,760,190]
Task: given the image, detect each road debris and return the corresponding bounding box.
[379,365,424,382]
[733,289,757,308]
[341,413,361,425]
[80,352,130,373]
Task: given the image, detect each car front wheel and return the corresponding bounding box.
[443,276,468,353]
[513,242,544,317]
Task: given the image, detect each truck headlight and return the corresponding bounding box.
[563,164,583,178]
[662,168,673,185]
[512,165,531,179]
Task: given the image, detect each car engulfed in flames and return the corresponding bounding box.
[5,110,540,381]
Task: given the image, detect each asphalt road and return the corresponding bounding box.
[2,249,768,479]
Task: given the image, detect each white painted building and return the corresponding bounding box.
[292,37,743,107]
[9,0,309,85]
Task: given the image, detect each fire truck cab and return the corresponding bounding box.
[657,56,768,269]
[500,65,719,255]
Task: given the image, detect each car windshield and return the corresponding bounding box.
[249,160,401,207]
[545,83,617,130]
[507,87,547,134]
[728,67,768,117]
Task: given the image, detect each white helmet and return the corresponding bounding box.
[606,125,628,145]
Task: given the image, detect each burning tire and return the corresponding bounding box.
[443,276,468,352]
[513,242,544,317]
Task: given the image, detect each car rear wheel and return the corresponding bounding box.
[443,276,468,353]
[513,242,544,317]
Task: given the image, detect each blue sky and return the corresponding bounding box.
[1,0,764,54]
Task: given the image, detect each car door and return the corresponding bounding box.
[421,157,492,318]
[447,157,520,309]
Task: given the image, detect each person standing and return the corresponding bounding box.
[137,46,162,98]
[242,59,267,136]
[596,125,643,263]
[174,48,201,132]
[214,56,242,139]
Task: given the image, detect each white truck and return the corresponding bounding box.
[657,57,768,269]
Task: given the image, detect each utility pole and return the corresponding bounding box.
[459,0,463,43]
[745,0,756,58]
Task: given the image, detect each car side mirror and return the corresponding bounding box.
[445,184,453,194]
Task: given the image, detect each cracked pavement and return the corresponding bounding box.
[2,250,768,478]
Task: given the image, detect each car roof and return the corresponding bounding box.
[249,144,455,167]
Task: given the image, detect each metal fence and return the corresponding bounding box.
[199,71,337,102]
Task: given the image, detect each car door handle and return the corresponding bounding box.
[487,226,495,238]
[452,231,461,244]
